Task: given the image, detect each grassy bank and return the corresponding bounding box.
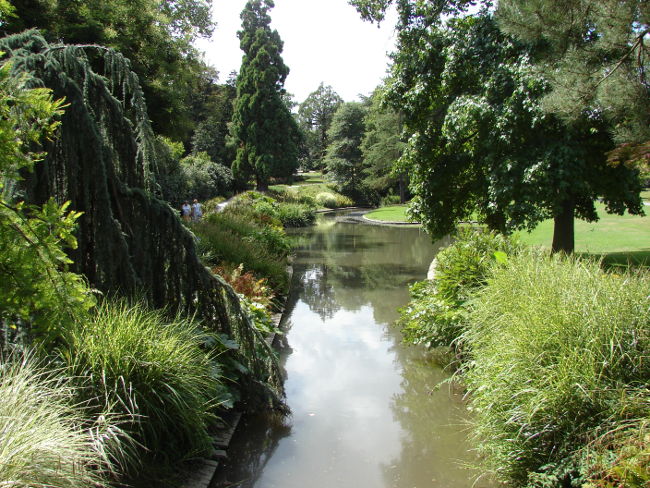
[399,230,650,487]
[364,205,413,222]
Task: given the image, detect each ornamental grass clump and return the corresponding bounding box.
[399,228,521,352]
[462,251,650,487]
[60,300,221,470]
[0,357,111,488]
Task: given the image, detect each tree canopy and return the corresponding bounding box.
[351,1,644,252]
[4,0,216,142]
[497,0,650,145]
[324,101,370,202]
[230,0,300,191]
[297,83,344,170]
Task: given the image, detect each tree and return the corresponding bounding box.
[1,30,284,409]
[191,81,237,167]
[351,2,643,253]
[323,102,371,202]
[361,85,407,202]
[496,0,650,145]
[4,0,215,143]
[230,0,299,191]
[297,83,343,169]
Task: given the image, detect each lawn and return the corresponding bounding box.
[364,205,414,223]
[515,202,650,266]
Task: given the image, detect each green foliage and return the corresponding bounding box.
[462,252,650,486]
[497,0,650,144]
[324,101,374,203]
[181,151,234,200]
[354,5,643,253]
[361,85,407,198]
[297,82,343,169]
[398,228,521,351]
[0,355,112,487]
[0,58,95,347]
[230,0,300,190]
[193,209,291,293]
[60,300,221,469]
[2,30,285,414]
[4,0,216,142]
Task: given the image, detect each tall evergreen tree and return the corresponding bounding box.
[230,0,299,191]
[324,102,370,202]
[298,83,343,170]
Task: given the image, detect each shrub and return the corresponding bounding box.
[213,263,275,309]
[380,193,402,206]
[194,213,290,293]
[60,301,221,470]
[463,252,650,486]
[314,191,337,208]
[398,227,521,351]
[274,202,315,227]
[0,356,111,487]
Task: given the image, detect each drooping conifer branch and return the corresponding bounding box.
[1,30,285,411]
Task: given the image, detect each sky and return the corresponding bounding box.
[195,0,398,104]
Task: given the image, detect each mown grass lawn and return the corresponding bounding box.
[516,202,650,266]
[364,205,414,222]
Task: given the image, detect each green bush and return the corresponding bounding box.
[274,202,315,227]
[398,228,521,351]
[0,356,112,487]
[194,212,290,293]
[60,301,221,469]
[463,252,650,487]
[315,191,338,208]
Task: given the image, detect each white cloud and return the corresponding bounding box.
[196,0,397,103]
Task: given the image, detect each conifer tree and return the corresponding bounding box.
[230,0,299,191]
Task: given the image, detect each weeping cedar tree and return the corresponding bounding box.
[351,1,643,253]
[230,0,300,191]
[0,30,285,411]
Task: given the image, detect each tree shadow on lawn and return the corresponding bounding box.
[578,250,650,269]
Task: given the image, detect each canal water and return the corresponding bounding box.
[212,212,493,488]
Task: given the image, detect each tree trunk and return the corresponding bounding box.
[484,211,506,233]
[552,199,575,254]
[256,176,269,192]
[399,174,406,204]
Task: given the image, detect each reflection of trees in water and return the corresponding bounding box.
[293,265,340,321]
[380,350,491,488]
[210,413,291,488]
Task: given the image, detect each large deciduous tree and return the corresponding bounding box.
[351,1,643,253]
[4,0,214,143]
[230,0,299,191]
[297,83,343,170]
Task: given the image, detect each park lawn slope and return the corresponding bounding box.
[364,205,414,223]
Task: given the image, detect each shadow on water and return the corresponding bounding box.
[211,212,493,488]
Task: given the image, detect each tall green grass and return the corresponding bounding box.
[60,300,220,471]
[193,210,290,293]
[462,251,650,486]
[0,356,111,487]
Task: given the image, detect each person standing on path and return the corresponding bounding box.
[191,199,203,222]
[181,201,191,222]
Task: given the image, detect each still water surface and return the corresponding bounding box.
[212,213,493,488]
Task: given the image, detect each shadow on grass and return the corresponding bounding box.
[578,250,650,269]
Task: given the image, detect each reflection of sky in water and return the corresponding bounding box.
[224,220,494,488]
[256,303,404,488]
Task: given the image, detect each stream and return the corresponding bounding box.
[211,211,494,488]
